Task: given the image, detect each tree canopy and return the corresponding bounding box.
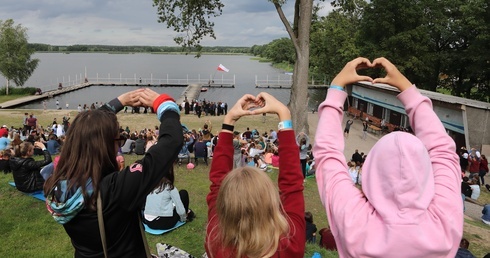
[254,0,489,102]
[0,19,39,95]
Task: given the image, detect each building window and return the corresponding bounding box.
[382,109,390,123]
[367,103,373,115]
[400,115,408,128]
[353,98,358,109]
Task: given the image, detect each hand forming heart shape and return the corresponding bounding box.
[331,57,412,92]
[223,92,292,125]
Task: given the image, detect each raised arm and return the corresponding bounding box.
[372,57,462,218]
[207,94,258,216]
[254,92,306,255]
[314,58,373,207]
[313,59,376,245]
[112,89,183,211]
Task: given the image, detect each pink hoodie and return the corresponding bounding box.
[313,85,463,257]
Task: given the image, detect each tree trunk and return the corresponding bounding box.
[288,0,313,134]
[289,53,310,134]
[5,79,9,95]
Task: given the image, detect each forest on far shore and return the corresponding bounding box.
[28,43,250,54]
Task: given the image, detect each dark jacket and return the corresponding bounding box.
[46,98,183,258]
[134,138,146,155]
[10,150,51,192]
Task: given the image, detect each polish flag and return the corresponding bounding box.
[217,64,229,72]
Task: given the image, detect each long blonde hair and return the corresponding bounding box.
[211,166,289,258]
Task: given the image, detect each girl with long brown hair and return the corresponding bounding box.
[44,89,183,257]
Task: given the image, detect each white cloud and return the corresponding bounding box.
[0,0,332,46]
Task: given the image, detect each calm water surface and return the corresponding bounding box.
[3,53,324,109]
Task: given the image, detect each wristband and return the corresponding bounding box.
[152,94,175,112]
[278,120,293,131]
[156,101,180,120]
[221,123,234,132]
[329,85,344,91]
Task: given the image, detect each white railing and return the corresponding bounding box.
[255,74,329,87]
[49,73,236,91]
[255,74,293,87]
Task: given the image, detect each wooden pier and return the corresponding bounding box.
[0,81,235,109]
[175,84,202,104]
[0,83,91,109]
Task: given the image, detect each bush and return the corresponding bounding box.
[0,86,38,95]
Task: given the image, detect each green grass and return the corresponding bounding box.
[0,94,29,103]
[1,110,489,257]
[0,154,332,257]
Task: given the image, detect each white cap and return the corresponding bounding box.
[1,125,7,128]
[462,153,468,159]
[476,151,481,158]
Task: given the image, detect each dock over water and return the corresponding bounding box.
[0,82,231,109]
[0,83,91,109]
[175,84,202,104]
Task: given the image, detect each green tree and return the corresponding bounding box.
[355,0,489,102]
[356,0,433,89]
[0,19,39,95]
[309,7,364,84]
[439,0,490,101]
[262,38,295,64]
[153,0,327,133]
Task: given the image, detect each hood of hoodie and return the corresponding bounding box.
[46,179,93,224]
[362,132,434,224]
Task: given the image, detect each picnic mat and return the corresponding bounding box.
[143,221,186,235]
[8,182,46,201]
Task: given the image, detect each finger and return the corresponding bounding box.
[356,76,374,83]
[351,57,372,68]
[372,57,391,68]
[372,77,390,84]
[241,94,256,104]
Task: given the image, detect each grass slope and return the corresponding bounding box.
[0,108,488,257]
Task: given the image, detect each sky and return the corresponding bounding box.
[0,0,334,47]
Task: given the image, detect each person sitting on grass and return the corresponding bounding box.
[318,227,337,251]
[46,134,61,155]
[455,238,476,258]
[205,93,305,258]
[134,134,146,155]
[469,178,481,200]
[10,141,51,193]
[305,211,317,244]
[482,204,490,226]
[253,154,267,171]
[144,165,195,230]
[0,149,13,174]
[313,57,463,257]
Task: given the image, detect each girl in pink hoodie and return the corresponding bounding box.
[313,57,463,257]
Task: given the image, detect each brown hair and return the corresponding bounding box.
[44,110,119,210]
[152,165,175,193]
[14,142,33,157]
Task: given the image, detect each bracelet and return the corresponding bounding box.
[152,94,175,111]
[221,123,234,132]
[278,120,293,131]
[157,101,180,120]
[329,85,344,91]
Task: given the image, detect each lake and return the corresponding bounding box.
[1,53,325,110]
